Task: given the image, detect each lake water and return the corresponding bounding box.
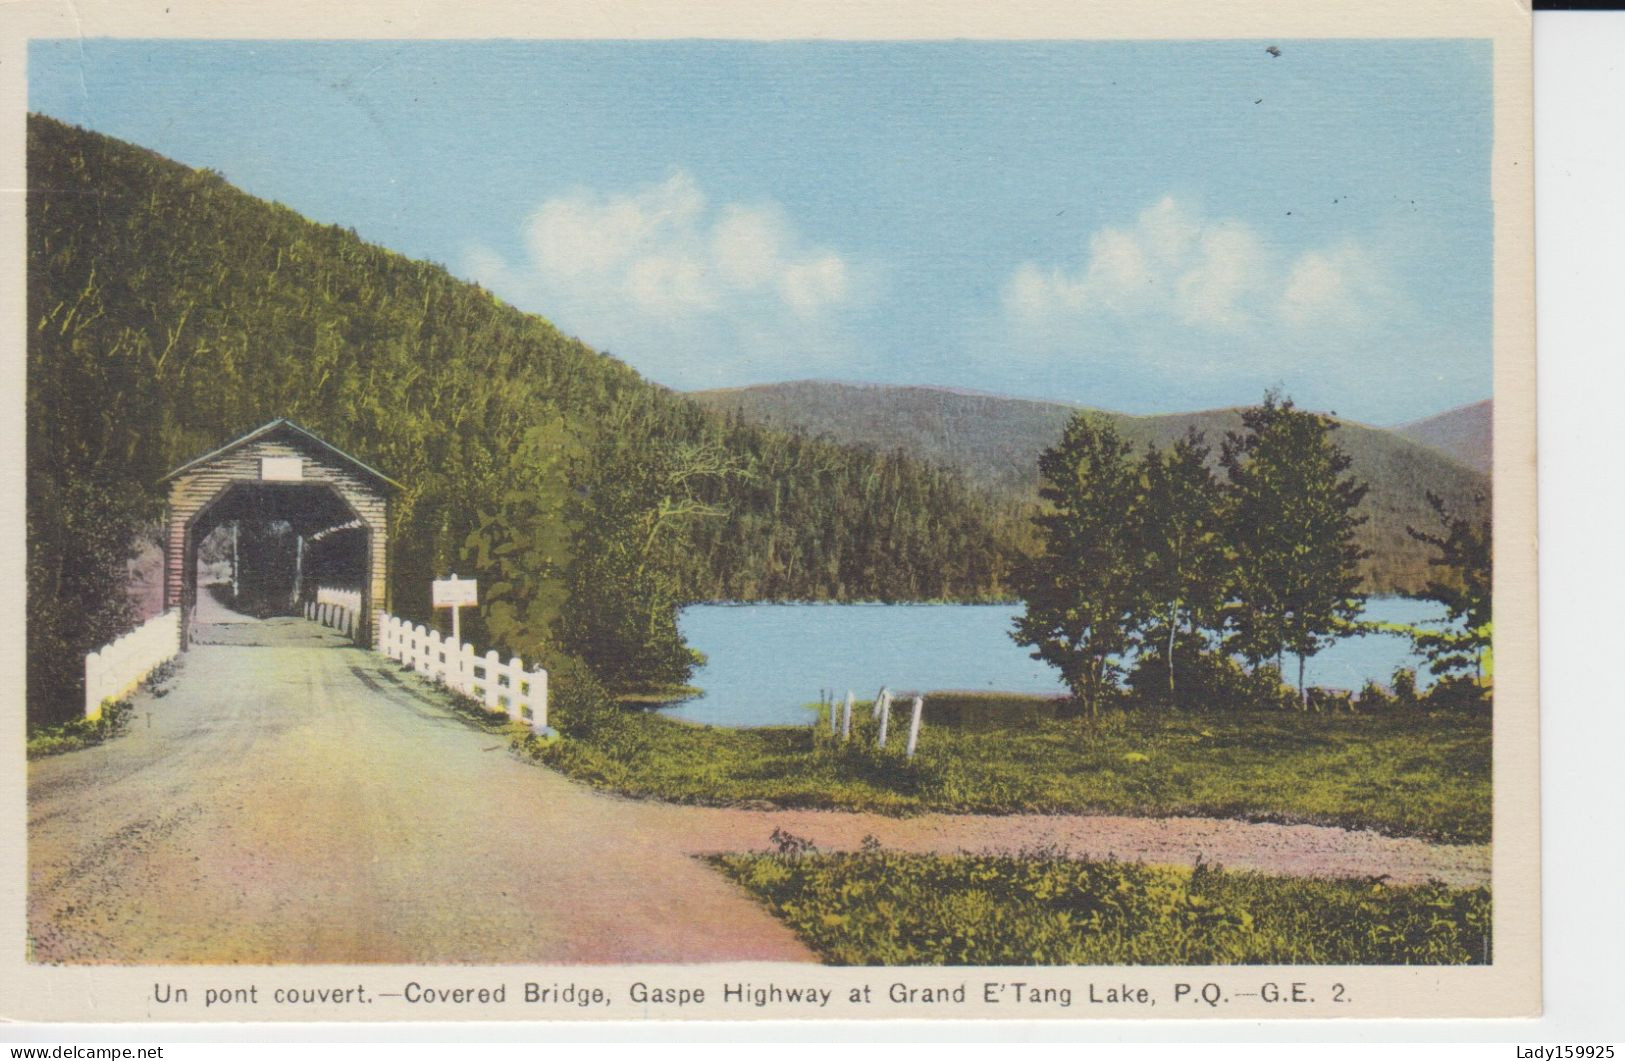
[658,598,1448,728]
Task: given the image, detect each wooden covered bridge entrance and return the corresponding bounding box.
[160,419,400,647]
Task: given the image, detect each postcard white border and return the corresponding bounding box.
[0,0,1538,1026]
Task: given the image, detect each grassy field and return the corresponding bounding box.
[710,846,1492,965]
[521,690,1491,843]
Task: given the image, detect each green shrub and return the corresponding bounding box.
[1357,679,1395,711]
[712,847,1491,966]
[1306,687,1356,713]
[808,701,935,794]
[1391,667,1419,707]
[26,697,134,758]
[1126,642,1295,713]
[1424,674,1491,712]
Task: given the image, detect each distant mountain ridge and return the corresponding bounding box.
[1395,399,1492,475]
[691,381,1492,595]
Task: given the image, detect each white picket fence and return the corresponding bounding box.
[84,609,181,719]
[315,586,362,613]
[303,598,358,640]
[376,613,548,732]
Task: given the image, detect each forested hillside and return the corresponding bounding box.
[26,116,1021,722]
[692,381,1492,595]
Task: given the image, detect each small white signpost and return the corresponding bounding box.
[432,575,478,646]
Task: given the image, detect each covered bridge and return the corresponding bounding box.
[160,419,400,647]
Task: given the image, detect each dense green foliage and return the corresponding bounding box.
[26,116,1018,721]
[520,686,1491,843]
[1011,416,1142,715]
[1132,431,1228,703]
[712,847,1490,965]
[1220,394,1369,701]
[1014,399,1372,711]
[1407,491,1494,684]
[693,381,1492,594]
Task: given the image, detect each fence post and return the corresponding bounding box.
[428,629,444,682]
[532,667,548,731]
[905,696,924,759]
[483,650,501,710]
[84,650,101,719]
[841,690,854,740]
[875,688,891,748]
[451,642,468,698]
[506,656,526,722]
[827,690,838,734]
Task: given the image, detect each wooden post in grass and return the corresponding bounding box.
[905,695,924,759]
[827,690,838,734]
[875,688,892,748]
[841,690,854,740]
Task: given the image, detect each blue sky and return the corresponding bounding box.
[30,39,1492,424]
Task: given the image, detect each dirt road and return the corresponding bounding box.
[28,615,1490,965]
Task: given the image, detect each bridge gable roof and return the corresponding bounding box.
[159,419,403,491]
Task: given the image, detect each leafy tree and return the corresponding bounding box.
[1011,414,1141,716]
[558,425,739,691]
[1406,491,1492,685]
[1220,392,1369,708]
[26,475,151,722]
[460,413,580,667]
[1130,429,1228,706]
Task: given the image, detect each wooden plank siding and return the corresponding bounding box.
[164,426,392,647]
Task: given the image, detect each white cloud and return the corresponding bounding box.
[710,204,784,290]
[464,171,863,386]
[1279,243,1388,327]
[1003,196,1390,340]
[781,254,850,313]
[1004,197,1268,332]
[1177,222,1268,329]
[982,196,1432,416]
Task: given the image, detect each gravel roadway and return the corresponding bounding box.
[28,614,1490,965]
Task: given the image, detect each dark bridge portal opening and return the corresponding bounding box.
[163,419,398,650]
[187,482,370,628]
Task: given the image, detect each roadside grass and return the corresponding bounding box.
[519,687,1490,843]
[26,659,183,759]
[710,845,1491,966]
[438,685,533,735]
